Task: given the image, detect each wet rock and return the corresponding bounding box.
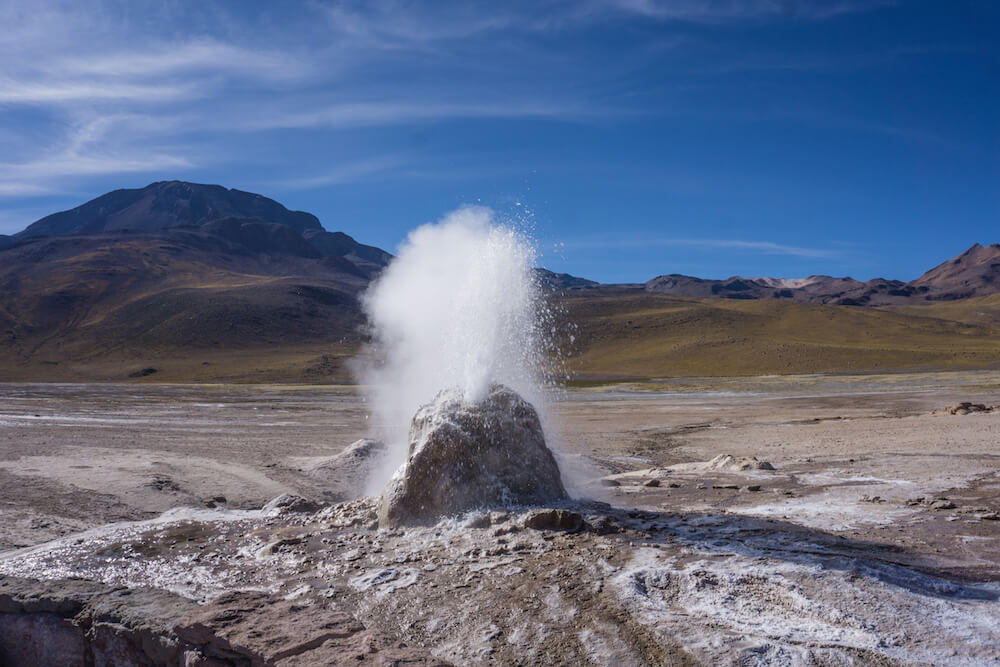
[523,509,584,532]
[378,385,567,528]
[585,515,622,535]
[263,494,321,514]
[746,485,762,492]
[175,590,448,664]
[600,479,621,487]
[643,479,661,488]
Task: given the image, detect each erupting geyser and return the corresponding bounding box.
[360,206,567,520]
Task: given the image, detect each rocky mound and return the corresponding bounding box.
[378,385,567,527]
[706,454,776,471]
[306,438,387,500]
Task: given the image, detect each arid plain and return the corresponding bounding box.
[1,372,998,664]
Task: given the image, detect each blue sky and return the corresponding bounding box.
[0,0,997,282]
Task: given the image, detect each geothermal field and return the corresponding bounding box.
[1,214,999,666]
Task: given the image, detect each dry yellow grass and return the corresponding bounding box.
[556,290,1000,379]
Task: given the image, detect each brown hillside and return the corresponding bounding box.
[554,290,1000,379]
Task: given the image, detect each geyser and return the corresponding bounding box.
[360,206,556,495]
[378,384,568,527]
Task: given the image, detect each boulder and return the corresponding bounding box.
[378,385,567,528]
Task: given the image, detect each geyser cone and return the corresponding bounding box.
[359,207,556,494]
[378,384,567,528]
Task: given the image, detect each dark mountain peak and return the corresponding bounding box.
[17,181,323,239]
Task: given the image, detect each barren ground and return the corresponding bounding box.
[1,372,999,664]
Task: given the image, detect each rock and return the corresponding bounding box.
[945,402,996,415]
[931,499,956,510]
[174,590,450,665]
[746,485,762,492]
[643,479,661,488]
[981,512,999,521]
[600,479,621,487]
[263,494,321,514]
[585,515,622,535]
[0,576,202,666]
[706,454,775,471]
[378,385,567,528]
[523,509,584,532]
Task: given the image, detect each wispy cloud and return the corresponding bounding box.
[592,0,894,23]
[0,115,194,195]
[273,155,406,189]
[238,100,614,131]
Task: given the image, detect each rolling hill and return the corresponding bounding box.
[554,289,1000,380]
[2,181,1000,382]
[643,244,1000,306]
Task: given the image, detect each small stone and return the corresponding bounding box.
[930,499,956,510]
[600,479,621,487]
[523,509,584,532]
[746,485,761,492]
[263,494,320,514]
[643,479,661,488]
[586,515,621,535]
[980,512,999,521]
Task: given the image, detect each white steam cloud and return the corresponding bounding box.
[359,206,548,492]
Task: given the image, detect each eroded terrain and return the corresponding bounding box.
[1,372,999,664]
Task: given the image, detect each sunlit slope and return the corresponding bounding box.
[889,293,1000,327]
[557,290,1000,378]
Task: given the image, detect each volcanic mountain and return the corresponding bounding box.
[0,181,391,382]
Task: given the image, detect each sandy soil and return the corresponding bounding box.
[1,371,999,664]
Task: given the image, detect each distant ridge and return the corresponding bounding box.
[533,269,600,291]
[642,243,1000,305]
